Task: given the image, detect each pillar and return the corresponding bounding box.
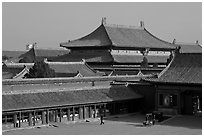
[52,110,55,122]
[46,109,49,124]
[59,109,62,122]
[89,106,92,118]
[92,81,95,86]
[55,110,58,122]
[28,112,32,126]
[83,106,86,119]
[113,102,116,115]
[79,107,83,119]
[94,105,97,118]
[72,107,75,121]
[49,110,54,122]
[13,113,17,128]
[67,108,70,121]
[5,115,7,124]
[42,111,46,124]
[19,112,21,128]
[104,104,106,117]
[33,111,36,126]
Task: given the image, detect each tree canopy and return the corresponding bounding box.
[25,61,55,78]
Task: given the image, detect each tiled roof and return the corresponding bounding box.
[60,23,175,50]
[34,49,68,57]
[60,25,112,48]
[52,50,114,63]
[3,61,103,77]
[18,48,69,62]
[3,85,143,111]
[52,50,169,64]
[174,42,202,53]
[45,61,103,77]
[145,53,202,84]
[113,54,169,63]
[3,50,25,59]
[104,24,175,50]
[2,64,25,79]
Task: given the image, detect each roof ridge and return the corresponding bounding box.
[158,53,175,78]
[45,61,84,65]
[175,42,200,45]
[104,23,143,30]
[35,48,67,51]
[12,67,28,79]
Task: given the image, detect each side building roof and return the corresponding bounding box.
[60,22,176,51]
[18,48,69,62]
[174,42,202,53]
[3,85,143,112]
[144,53,202,85]
[45,61,105,77]
[3,61,104,78]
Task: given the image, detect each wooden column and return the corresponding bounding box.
[72,107,75,121]
[13,113,17,128]
[89,106,92,118]
[155,89,158,111]
[28,112,32,126]
[113,102,116,115]
[46,109,49,124]
[42,111,46,124]
[83,106,86,119]
[19,112,21,128]
[5,115,7,124]
[49,110,54,122]
[67,108,70,121]
[33,111,36,126]
[94,105,97,118]
[79,107,83,119]
[51,110,55,122]
[92,81,95,86]
[55,110,58,122]
[59,109,62,122]
[104,104,106,117]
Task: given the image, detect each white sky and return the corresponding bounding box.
[2,2,202,51]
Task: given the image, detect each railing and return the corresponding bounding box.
[2,75,152,85]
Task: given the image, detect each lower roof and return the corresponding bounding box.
[3,85,143,112]
[145,53,202,85]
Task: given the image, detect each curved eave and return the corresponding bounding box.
[143,28,176,50]
[60,44,111,50]
[145,80,202,86]
[111,46,175,51]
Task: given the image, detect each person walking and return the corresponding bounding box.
[99,107,104,125]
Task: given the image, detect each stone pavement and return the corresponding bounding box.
[3,113,202,135]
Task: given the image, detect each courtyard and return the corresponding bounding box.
[2,113,202,135]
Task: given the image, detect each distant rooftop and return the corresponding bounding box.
[60,19,176,51]
[174,41,202,53]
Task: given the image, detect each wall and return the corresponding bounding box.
[129,83,156,113]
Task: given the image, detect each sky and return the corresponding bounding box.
[2,2,202,51]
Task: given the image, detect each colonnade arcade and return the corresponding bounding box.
[2,100,139,129]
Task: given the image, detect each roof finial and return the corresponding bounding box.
[196,40,199,45]
[172,39,176,44]
[140,21,145,29]
[102,17,107,25]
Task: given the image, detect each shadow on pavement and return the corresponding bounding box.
[160,115,202,130]
[104,113,145,124]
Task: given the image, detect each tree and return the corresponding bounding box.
[25,61,55,78]
[2,55,9,61]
